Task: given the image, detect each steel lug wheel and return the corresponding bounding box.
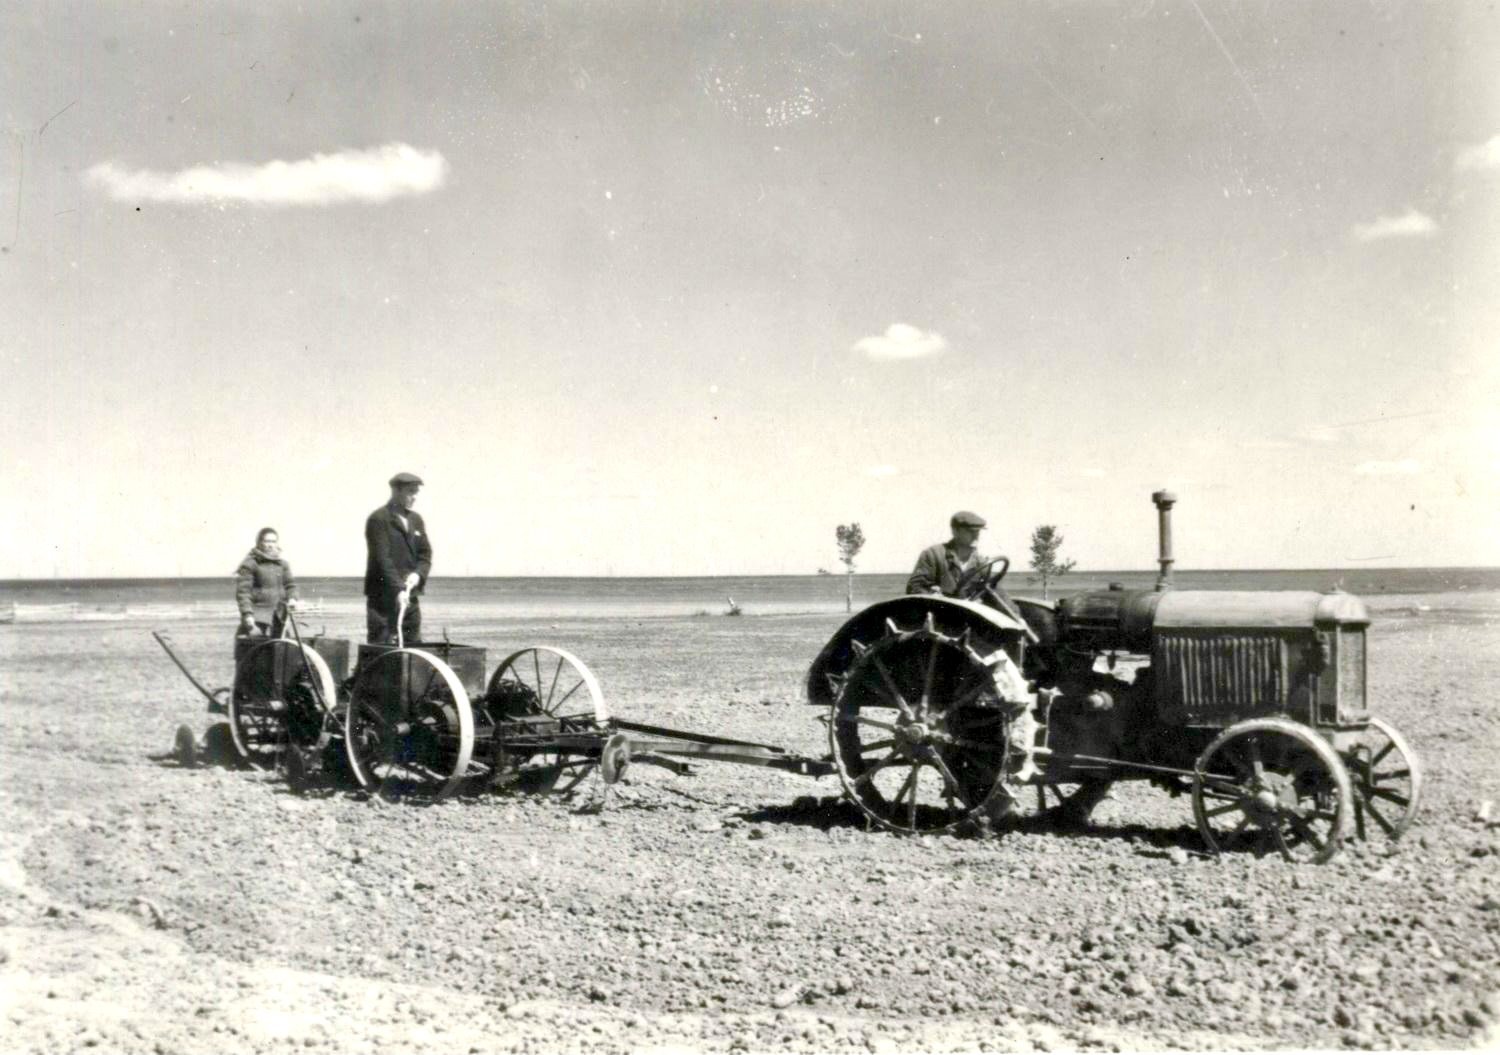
[1192,718,1353,864]
[829,611,1026,834]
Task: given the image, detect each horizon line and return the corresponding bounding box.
[4,564,1498,586]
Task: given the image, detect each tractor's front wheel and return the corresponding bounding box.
[1192,718,1353,864]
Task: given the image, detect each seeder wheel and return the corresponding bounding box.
[228,640,338,768]
[1192,718,1353,864]
[1345,716,1423,840]
[829,613,1021,834]
[345,648,476,800]
[483,647,609,793]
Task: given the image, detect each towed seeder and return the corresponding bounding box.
[156,621,834,802]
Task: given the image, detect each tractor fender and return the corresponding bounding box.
[805,595,1031,708]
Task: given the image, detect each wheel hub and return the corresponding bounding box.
[1243,771,1299,821]
[898,720,932,747]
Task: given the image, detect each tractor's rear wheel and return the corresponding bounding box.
[829,613,1022,834]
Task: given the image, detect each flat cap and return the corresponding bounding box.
[950,510,987,528]
[388,472,424,488]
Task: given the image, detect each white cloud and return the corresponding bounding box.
[864,465,900,477]
[1353,458,1423,476]
[1455,134,1500,174]
[84,143,448,205]
[1351,209,1437,243]
[853,323,948,361]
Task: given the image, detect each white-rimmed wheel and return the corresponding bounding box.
[345,648,476,801]
[1192,718,1354,865]
[1345,716,1423,840]
[482,647,609,794]
[228,639,338,768]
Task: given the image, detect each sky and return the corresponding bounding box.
[2,1,1498,578]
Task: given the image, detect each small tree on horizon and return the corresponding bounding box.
[1029,524,1076,600]
[835,523,866,613]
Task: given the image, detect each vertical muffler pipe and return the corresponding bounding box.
[1152,490,1176,591]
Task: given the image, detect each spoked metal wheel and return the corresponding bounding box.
[1345,716,1423,840]
[228,640,338,768]
[1192,718,1353,864]
[482,647,609,794]
[830,613,1021,834]
[345,648,476,801]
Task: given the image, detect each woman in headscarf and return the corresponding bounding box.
[235,527,297,636]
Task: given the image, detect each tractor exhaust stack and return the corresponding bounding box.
[1152,490,1177,591]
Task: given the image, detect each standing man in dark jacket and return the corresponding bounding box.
[364,472,432,645]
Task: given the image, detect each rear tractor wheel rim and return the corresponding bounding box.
[829,613,1019,835]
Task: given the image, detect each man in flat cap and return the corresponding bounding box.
[364,472,432,644]
[906,510,991,597]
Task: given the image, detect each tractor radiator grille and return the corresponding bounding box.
[1337,628,1366,719]
[1156,632,1287,723]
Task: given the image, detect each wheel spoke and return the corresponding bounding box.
[1372,767,1410,783]
[1199,776,1246,799]
[548,679,586,715]
[1284,811,1326,850]
[1370,740,1395,767]
[921,636,940,715]
[852,755,907,787]
[927,752,965,801]
[1369,786,1410,806]
[1363,798,1398,836]
[859,738,897,754]
[870,657,915,720]
[1204,799,1246,819]
[892,766,918,808]
[411,661,439,709]
[837,713,898,733]
[545,655,564,710]
[1247,737,1266,779]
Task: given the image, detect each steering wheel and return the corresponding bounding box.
[954,556,1010,601]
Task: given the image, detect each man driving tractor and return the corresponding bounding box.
[906,509,1110,826]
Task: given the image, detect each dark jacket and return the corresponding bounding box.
[235,548,297,623]
[905,541,984,597]
[364,504,432,607]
